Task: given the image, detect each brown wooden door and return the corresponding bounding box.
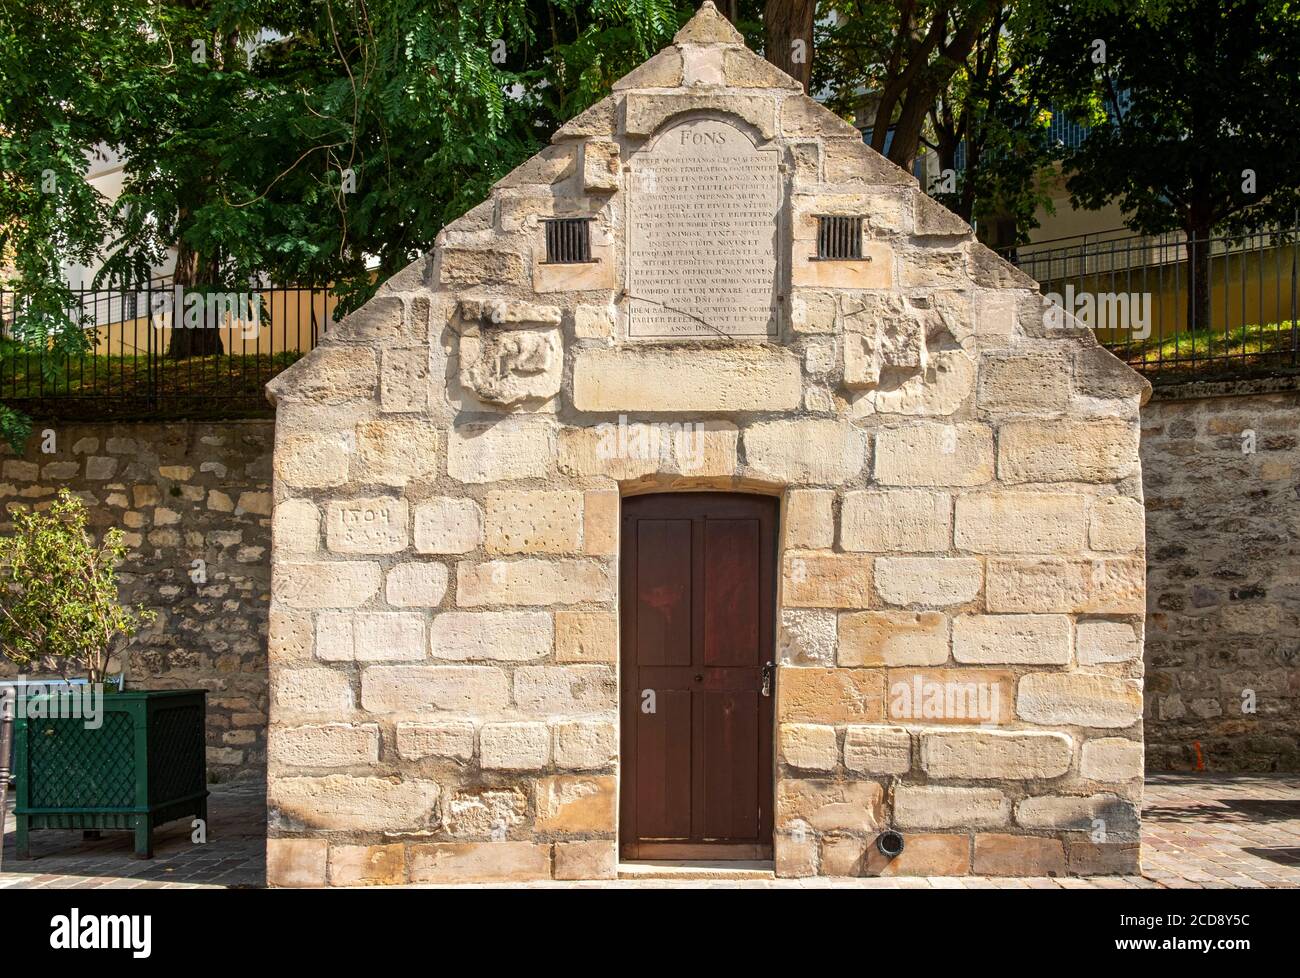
[619,492,777,860]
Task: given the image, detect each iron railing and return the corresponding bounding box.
[0,282,333,420]
[1003,227,1300,382]
[6,227,1298,418]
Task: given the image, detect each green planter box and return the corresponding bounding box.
[13,689,208,859]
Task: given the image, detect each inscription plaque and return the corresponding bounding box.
[326,498,408,554]
[627,117,781,339]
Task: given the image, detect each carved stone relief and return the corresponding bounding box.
[456,298,563,408]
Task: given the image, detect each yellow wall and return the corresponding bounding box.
[87,289,337,358]
[1022,242,1300,347]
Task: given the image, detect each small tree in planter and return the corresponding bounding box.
[0,489,154,682]
[0,489,207,859]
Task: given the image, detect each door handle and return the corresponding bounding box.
[761,661,774,697]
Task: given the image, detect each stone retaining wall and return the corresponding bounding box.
[0,420,272,783]
[1141,381,1300,771]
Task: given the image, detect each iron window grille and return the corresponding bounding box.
[816,215,864,260]
[543,218,595,264]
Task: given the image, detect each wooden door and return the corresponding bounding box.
[619,492,777,860]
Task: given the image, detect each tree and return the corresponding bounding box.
[764,0,816,91]
[0,0,683,445]
[109,0,684,343]
[0,0,133,441]
[921,0,1055,246]
[0,490,155,684]
[1033,0,1300,330]
[817,0,998,170]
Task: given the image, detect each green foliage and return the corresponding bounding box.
[813,1,1059,245]
[813,0,1143,246]
[812,1,903,129]
[1122,319,1300,368]
[0,405,32,454]
[1030,0,1300,238]
[1022,0,1300,327]
[815,0,1002,168]
[0,489,155,683]
[922,2,1058,245]
[7,0,1296,390]
[0,0,685,442]
[0,344,300,409]
[0,0,685,299]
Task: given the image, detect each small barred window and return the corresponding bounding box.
[816,216,864,260]
[543,218,593,264]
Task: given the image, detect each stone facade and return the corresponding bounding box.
[1141,381,1300,771]
[0,421,271,782]
[0,388,1285,796]
[263,4,1149,884]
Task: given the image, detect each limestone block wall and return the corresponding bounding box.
[0,389,1289,801]
[263,5,1149,885]
[0,421,272,782]
[1141,381,1300,771]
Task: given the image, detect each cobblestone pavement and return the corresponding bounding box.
[1,773,1296,889]
[0,778,265,889]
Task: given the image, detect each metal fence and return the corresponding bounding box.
[0,282,334,420]
[6,227,1298,421]
[1003,227,1300,382]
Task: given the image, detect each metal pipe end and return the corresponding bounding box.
[877,830,905,859]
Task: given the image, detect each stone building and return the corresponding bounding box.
[263,3,1150,885]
